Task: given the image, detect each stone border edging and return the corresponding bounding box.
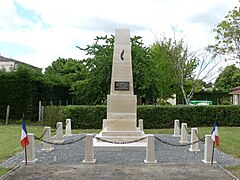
[217,165,239,180]
[0,165,20,180]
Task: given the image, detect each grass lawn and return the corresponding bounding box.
[0,125,239,177]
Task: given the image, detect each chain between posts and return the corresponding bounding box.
[51,123,60,132]
[38,128,48,140]
[184,124,191,134]
[194,129,204,143]
[94,136,147,144]
[34,135,86,145]
[154,136,205,147]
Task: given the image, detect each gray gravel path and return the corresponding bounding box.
[0,134,239,168]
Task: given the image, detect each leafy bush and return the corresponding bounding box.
[44,105,240,129]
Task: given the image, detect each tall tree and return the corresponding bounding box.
[155,37,198,105]
[44,58,88,104]
[214,64,240,90]
[74,35,114,105]
[74,35,159,105]
[149,42,180,101]
[154,37,218,105]
[208,4,240,61]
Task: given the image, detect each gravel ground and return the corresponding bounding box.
[0,134,239,168]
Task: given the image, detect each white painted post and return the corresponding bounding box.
[144,134,157,164]
[172,119,180,137]
[102,119,107,130]
[82,134,96,163]
[55,122,64,143]
[65,119,72,137]
[179,123,189,144]
[41,106,44,121]
[22,133,37,163]
[202,135,217,164]
[5,105,10,125]
[189,128,200,152]
[42,127,54,151]
[234,94,238,105]
[139,119,143,131]
[38,101,42,121]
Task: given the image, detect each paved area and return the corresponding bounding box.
[2,164,235,180]
[1,134,239,179]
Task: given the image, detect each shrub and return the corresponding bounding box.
[44,105,240,129]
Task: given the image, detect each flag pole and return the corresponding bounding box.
[211,141,215,165]
[24,146,27,165]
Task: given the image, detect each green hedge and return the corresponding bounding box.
[44,105,240,129]
[44,105,106,129]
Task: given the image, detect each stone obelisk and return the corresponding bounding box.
[107,29,137,131]
[94,29,145,151]
[99,29,144,137]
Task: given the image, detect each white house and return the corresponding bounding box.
[0,55,40,72]
[229,86,240,105]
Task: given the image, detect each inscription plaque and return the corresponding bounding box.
[115,81,129,91]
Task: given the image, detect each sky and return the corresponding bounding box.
[0,0,238,70]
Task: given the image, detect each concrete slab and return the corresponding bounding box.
[3,164,235,180]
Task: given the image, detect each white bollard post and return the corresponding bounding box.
[42,127,54,151]
[189,128,200,152]
[22,133,37,163]
[139,119,143,131]
[5,105,10,125]
[179,123,189,144]
[65,119,72,137]
[82,134,96,163]
[144,134,157,164]
[102,119,107,130]
[202,135,217,164]
[41,106,44,121]
[38,101,42,121]
[172,119,180,137]
[55,122,64,143]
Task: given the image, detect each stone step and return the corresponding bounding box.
[93,138,147,152]
[94,135,147,142]
[101,130,145,136]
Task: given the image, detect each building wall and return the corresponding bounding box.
[0,61,15,71]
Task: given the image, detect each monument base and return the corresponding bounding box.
[202,160,217,164]
[94,127,146,152]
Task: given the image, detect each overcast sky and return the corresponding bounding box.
[0,0,238,69]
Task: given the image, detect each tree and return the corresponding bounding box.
[131,36,160,104]
[44,58,88,104]
[149,43,180,101]
[0,65,43,120]
[74,35,160,105]
[154,37,198,105]
[74,35,114,105]
[209,4,240,61]
[155,37,219,105]
[214,64,240,90]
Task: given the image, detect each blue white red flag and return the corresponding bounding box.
[21,118,29,147]
[211,121,219,146]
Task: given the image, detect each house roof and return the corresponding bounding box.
[0,55,41,70]
[229,90,240,94]
[230,86,240,91]
[229,86,240,94]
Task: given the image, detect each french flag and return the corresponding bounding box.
[21,118,29,147]
[211,121,219,146]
